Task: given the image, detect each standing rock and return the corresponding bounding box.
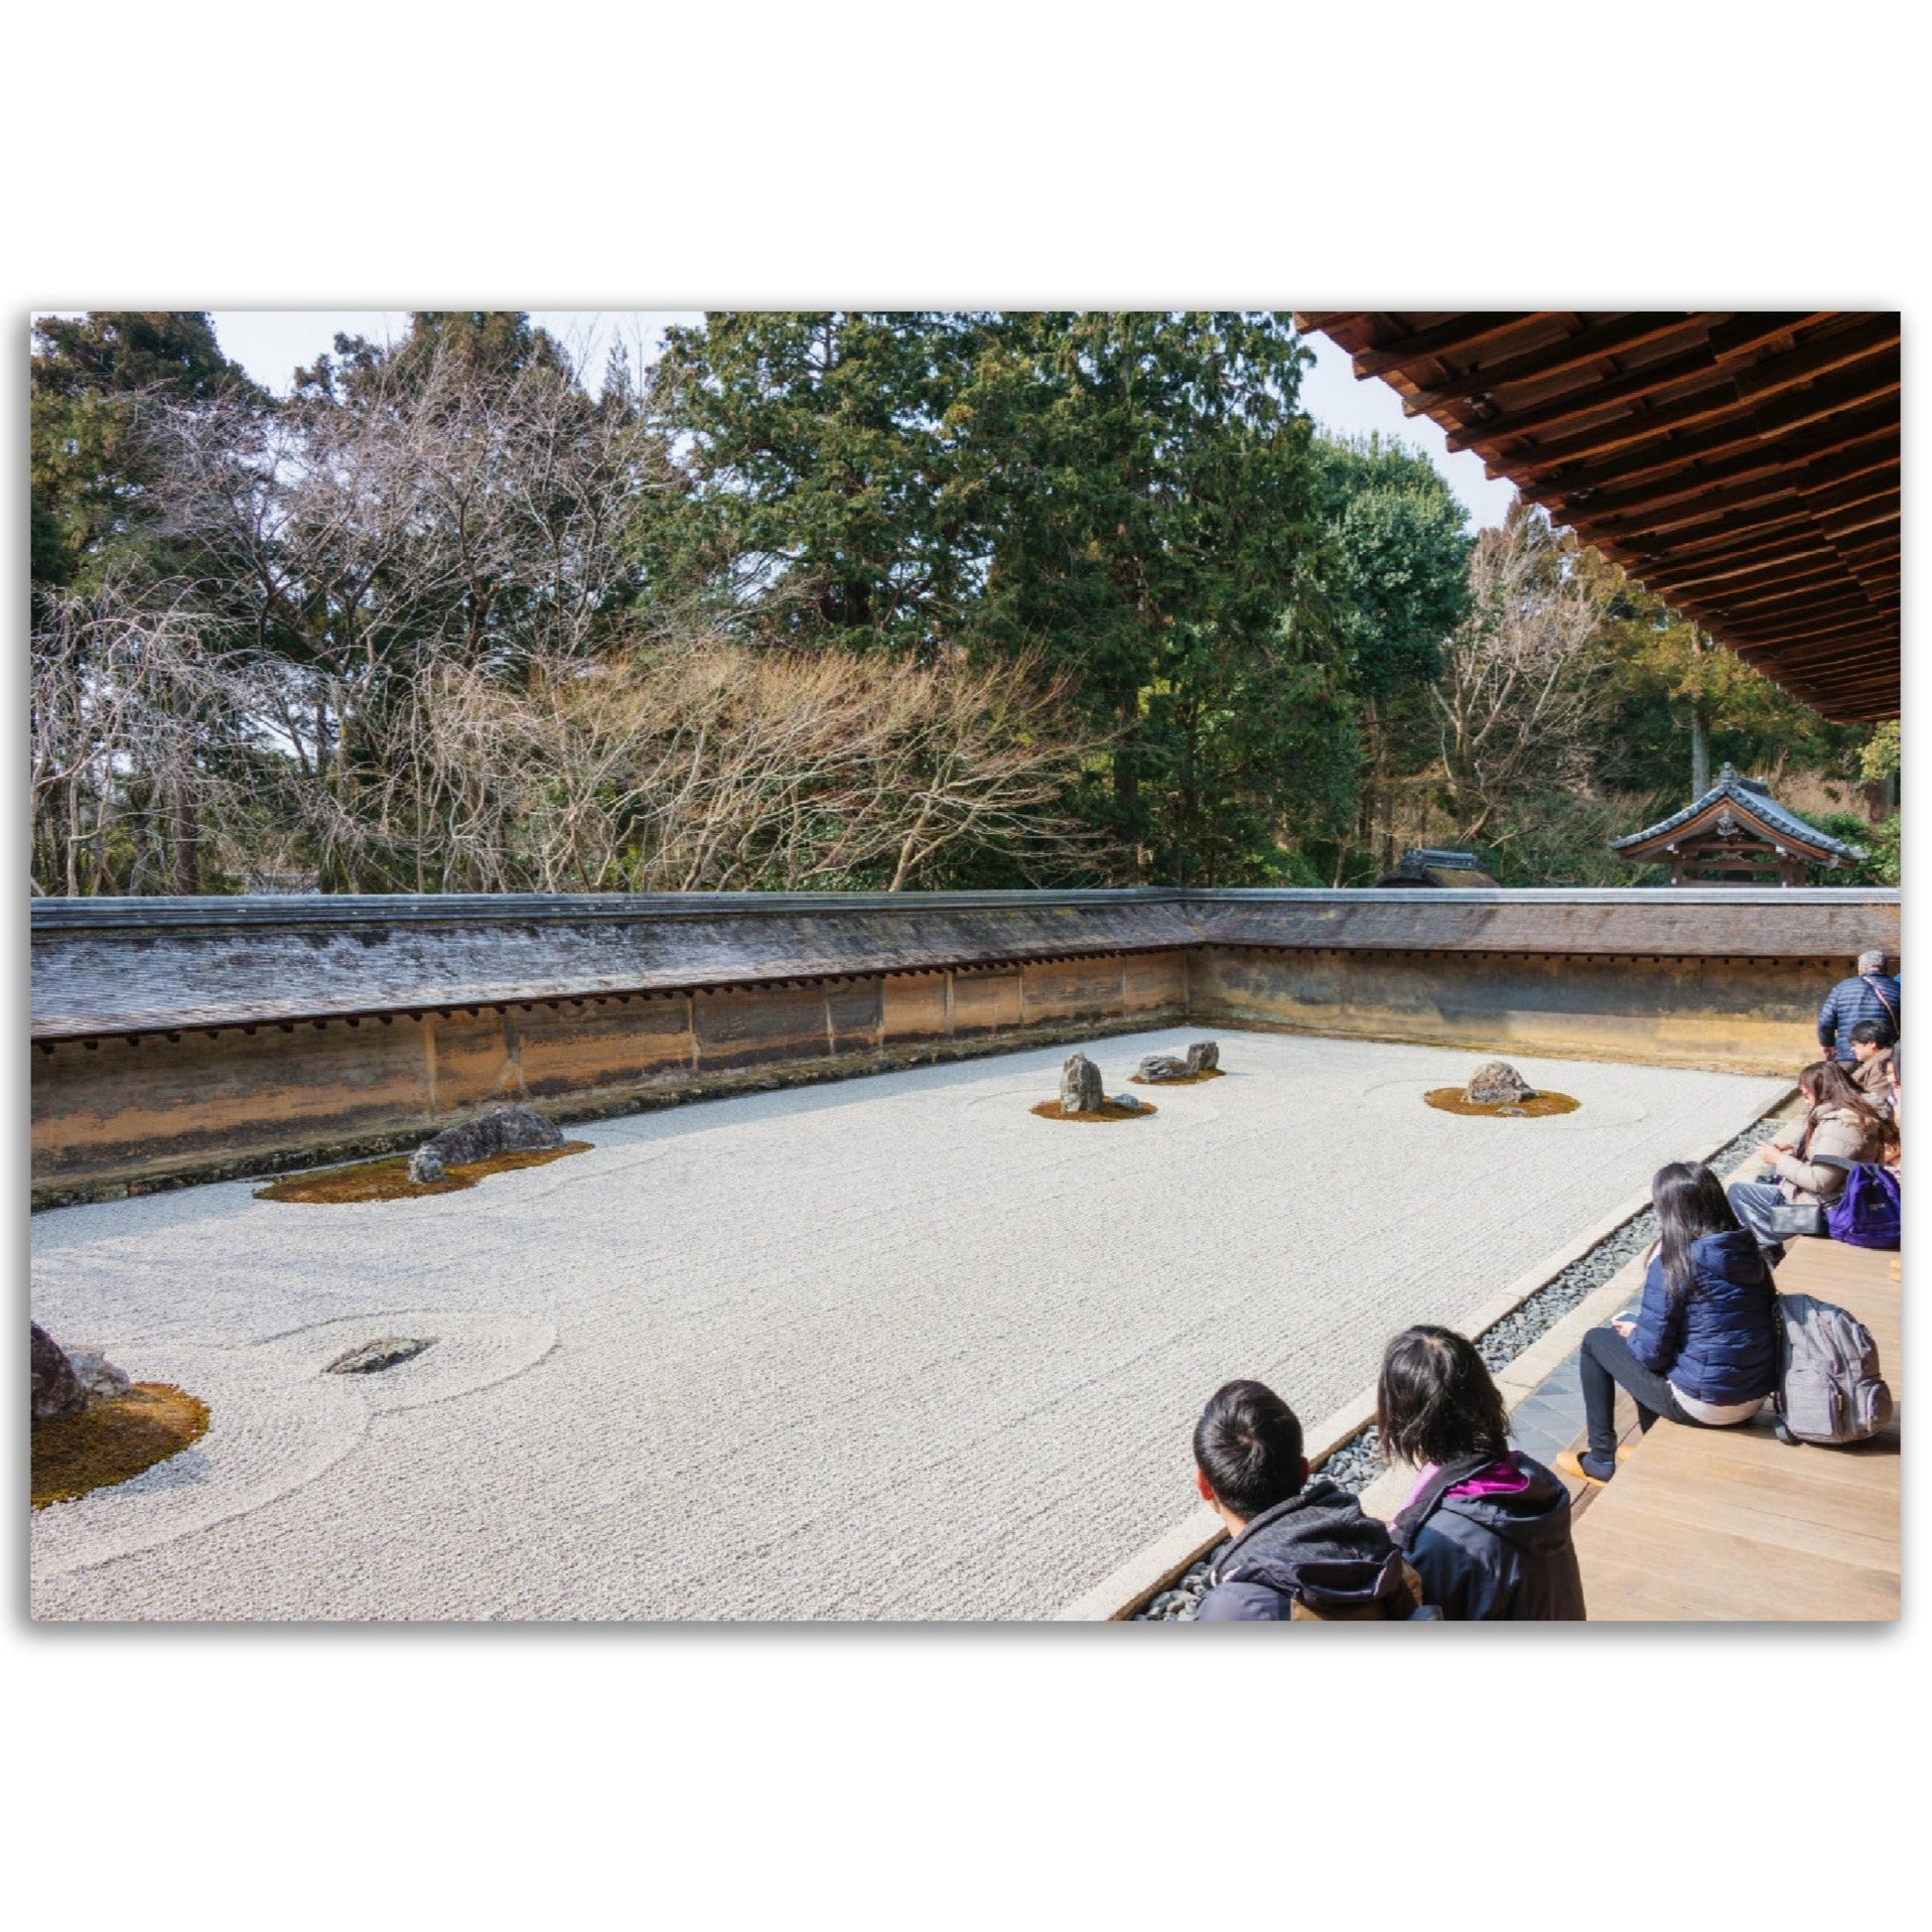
[1059,1052,1105,1115]
[1185,1040,1220,1074]
[408,1104,564,1183]
[1137,1054,1190,1083]
[31,1323,88,1423]
[1464,1059,1537,1105]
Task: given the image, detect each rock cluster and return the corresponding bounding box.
[1137,1039,1220,1083]
[1464,1059,1537,1105]
[409,1104,564,1183]
[31,1323,131,1422]
[1059,1052,1105,1115]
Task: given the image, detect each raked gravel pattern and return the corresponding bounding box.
[30,1030,1788,1621]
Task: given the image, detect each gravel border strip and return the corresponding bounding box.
[1134,1101,1796,1619]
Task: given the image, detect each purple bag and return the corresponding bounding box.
[1825,1164,1900,1250]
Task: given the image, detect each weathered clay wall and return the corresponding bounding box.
[32,950,1191,1201]
[1189,947,1840,1074]
[30,887,1896,1204]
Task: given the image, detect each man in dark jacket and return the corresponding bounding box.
[1819,950,1900,1062]
[1191,1380,1433,1620]
[1389,1457,1586,1621]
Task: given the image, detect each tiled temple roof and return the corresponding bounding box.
[1609,763,1865,861]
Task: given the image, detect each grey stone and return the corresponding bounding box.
[1464,1058,1537,1104]
[1109,1093,1144,1113]
[1137,1053,1190,1083]
[31,1323,87,1422]
[409,1104,563,1184]
[1059,1052,1105,1115]
[325,1335,437,1376]
[65,1347,133,1403]
[1185,1040,1219,1074]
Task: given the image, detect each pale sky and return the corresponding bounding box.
[196,311,1515,530]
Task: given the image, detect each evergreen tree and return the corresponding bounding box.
[31,311,260,589]
[636,311,984,650]
[961,311,1357,882]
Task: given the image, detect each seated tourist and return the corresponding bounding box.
[1562,1162,1778,1486]
[1727,1059,1891,1260]
[1190,1380,1433,1620]
[1376,1325,1585,1620]
[1848,1020,1896,1114]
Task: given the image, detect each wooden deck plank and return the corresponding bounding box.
[1577,1237,1900,1621]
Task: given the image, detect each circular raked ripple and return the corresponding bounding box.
[31,1309,554,1583]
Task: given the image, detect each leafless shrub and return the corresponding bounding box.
[403,639,1106,893]
[1432,505,1604,844]
[34,340,1106,897]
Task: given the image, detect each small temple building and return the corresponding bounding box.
[1610,763,1865,887]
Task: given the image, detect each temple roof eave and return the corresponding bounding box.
[1610,764,1866,863]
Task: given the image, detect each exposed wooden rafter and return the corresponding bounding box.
[1293,310,1901,723]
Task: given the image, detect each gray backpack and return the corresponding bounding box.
[1770,1293,1893,1447]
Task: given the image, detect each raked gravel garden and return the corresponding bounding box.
[30,1028,1788,1621]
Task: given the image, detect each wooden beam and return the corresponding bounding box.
[1699,594,1893,636]
[1566,447,1898,542]
[1618,504,1817,566]
[1794,442,1903,495]
[1350,313,1544,380]
[1399,314,1711,416]
[1743,348,1901,439]
[1716,608,1897,648]
[1524,406,1895,508]
[1730,315,1900,404]
[1760,633,1900,671]
[1640,541,1844,600]
[1815,493,1900,540]
[1706,311,1840,362]
[1648,555,1853,606]
[1466,376,1756,468]
[1443,343,1738,453]
[1793,647,1901,679]
[1716,576,1897,617]
[1708,590,1894,632]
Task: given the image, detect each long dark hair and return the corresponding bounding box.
[1799,1058,1888,1136]
[1376,1325,1509,1469]
[1652,1161,1743,1304]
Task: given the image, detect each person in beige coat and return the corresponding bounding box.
[1848,1021,1895,1115]
[1726,1060,1890,1261]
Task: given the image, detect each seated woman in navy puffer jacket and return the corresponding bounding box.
[1562,1162,1778,1486]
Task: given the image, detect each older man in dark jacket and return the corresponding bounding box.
[1820,950,1900,1062]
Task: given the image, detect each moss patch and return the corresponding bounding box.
[1424,1088,1581,1118]
[256,1141,593,1204]
[1129,1067,1226,1087]
[1031,1099,1159,1123]
[33,1384,210,1510]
